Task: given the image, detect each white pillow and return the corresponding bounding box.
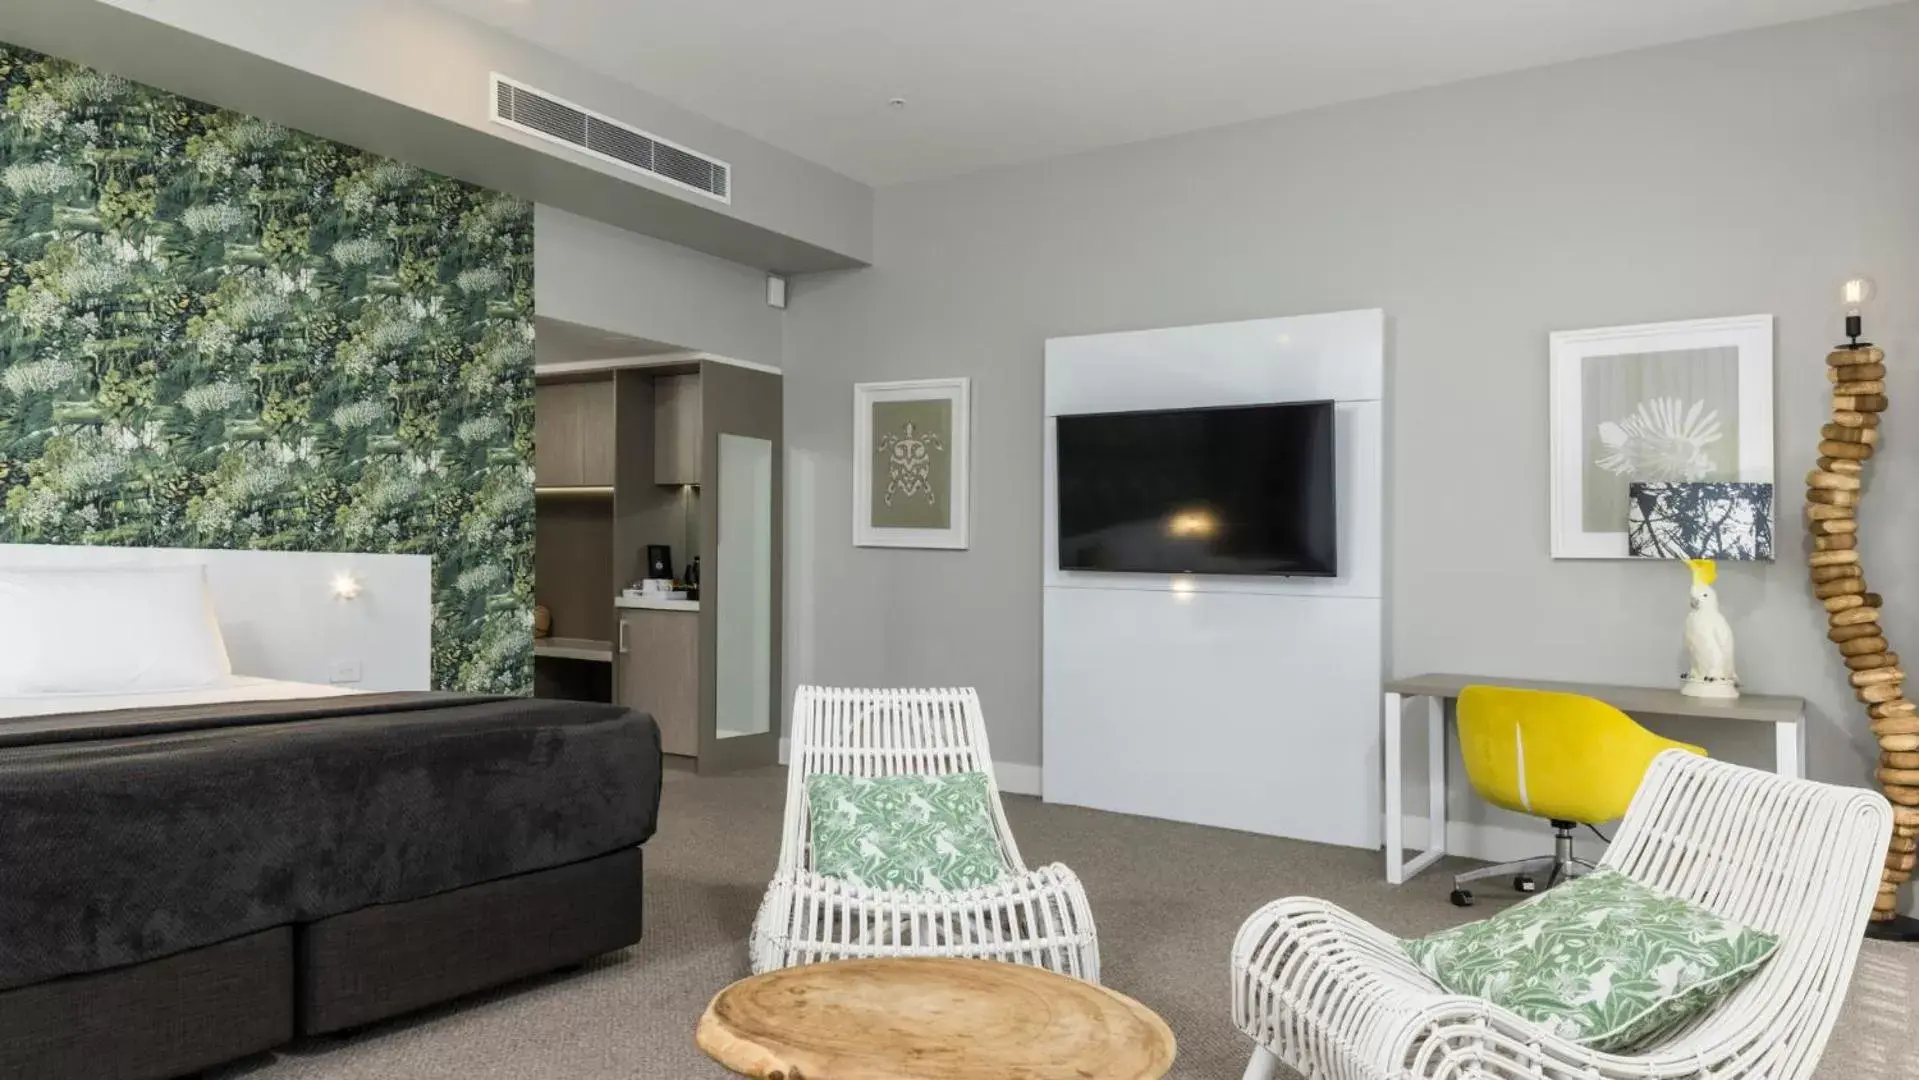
[0,565,234,695]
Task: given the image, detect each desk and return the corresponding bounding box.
[1382,673,1807,885]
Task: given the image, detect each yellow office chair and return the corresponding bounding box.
[1450,685,1705,907]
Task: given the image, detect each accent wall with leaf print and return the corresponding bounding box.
[0,42,536,693]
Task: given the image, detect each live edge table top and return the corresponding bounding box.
[1383,673,1806,725]
[695,958,1176,1080]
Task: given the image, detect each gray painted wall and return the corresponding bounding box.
[536,206,783,369]
[783,0,1919,822]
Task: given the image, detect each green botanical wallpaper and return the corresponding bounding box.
[0,43,535,693]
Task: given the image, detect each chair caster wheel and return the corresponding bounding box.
[1514,875,1537,893]
[1450,889,1475,907]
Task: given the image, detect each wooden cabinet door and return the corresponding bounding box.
[535,381,584,487]
[617,610,700,757]
[653,373,703,486]
[578,379,617,487]
[534,382,569,487]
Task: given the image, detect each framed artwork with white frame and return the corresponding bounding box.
[853,377,971,549]
[1549,314,1773,559]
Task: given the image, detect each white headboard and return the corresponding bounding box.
[0,544,432,691]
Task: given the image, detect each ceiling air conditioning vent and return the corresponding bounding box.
[490,74,731,203]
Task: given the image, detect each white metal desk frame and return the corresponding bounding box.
[1383,673,1808,885]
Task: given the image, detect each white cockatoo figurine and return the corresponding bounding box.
[1681,558,1739,699]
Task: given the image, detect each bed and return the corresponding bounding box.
[0,561,663,1080]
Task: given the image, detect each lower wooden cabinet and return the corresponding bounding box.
[615,609,699,757]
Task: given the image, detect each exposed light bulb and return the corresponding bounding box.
[1841,275,1877,347]
[1843,276,1876,315]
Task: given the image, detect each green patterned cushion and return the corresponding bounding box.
[805,772,1008,891]
[1402,869,1777,1052]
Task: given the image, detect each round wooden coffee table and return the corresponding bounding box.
[696,958,1176,1080]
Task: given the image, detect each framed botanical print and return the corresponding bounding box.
[1549,315,1773,559]
[854,378,971,549]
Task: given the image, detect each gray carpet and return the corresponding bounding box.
[216,765,1917,1079]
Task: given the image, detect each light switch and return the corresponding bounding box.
[329,660,364,685]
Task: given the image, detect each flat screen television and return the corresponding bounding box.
[1055,401,1337,576]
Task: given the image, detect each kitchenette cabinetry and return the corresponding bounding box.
[616,601,700,756]
[533,359,782,773]
[653,372,702,486]
[534,378,616,488]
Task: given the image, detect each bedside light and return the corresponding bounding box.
[331,572,363,600]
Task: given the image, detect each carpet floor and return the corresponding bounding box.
[217,764,1918,1079]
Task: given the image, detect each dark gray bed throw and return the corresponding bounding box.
[0,694,662,991]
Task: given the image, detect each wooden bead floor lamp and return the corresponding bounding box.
[1814,276,1919,937]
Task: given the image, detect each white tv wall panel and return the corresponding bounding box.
[1043,587,1383,847]
[1041,310,1384,850]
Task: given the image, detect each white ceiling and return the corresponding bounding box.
[440,0,1897,186]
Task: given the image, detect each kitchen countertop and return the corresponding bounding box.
[616,595,700,612]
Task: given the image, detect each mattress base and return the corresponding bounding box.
[0,694,659,991]
[0,850,646,1078]
[0,927,293,1080]
[298,845,646,1034]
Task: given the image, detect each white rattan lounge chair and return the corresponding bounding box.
[1232,750,1892,1080]
[749,686,1100,980]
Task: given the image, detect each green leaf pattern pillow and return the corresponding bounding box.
[1402,869,1778,1053]
[806,772,1008,891]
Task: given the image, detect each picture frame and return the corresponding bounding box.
[1549,315,1773,559]
[853,377,971,549]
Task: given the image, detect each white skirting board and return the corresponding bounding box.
[778,739,1042,797]
[1392,818,1919,922]
[772,743,1909,916]
[777,738,1598,868]
[1397,815,1609,868]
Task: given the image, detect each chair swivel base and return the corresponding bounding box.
[1450,820,1595,907]
[1864,913,1919,942]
